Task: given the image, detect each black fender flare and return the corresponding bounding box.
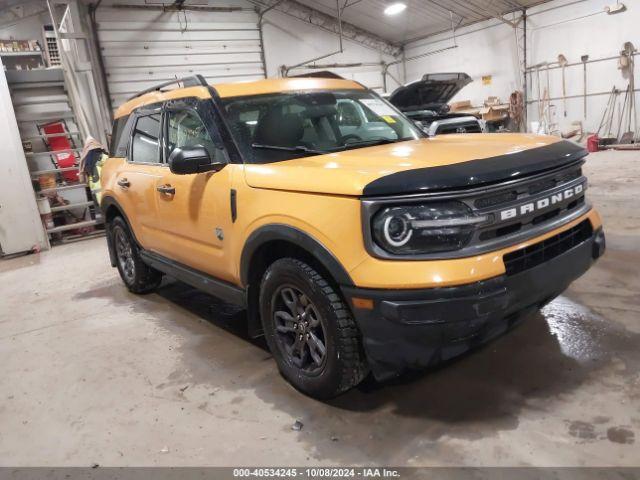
[239,224,354,288]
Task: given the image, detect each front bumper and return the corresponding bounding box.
[343,226,606,381]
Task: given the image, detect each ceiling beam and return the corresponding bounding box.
[424,0,465,24]
[248,0,402,56]
[465,0,519,27]
[403,0,530,44]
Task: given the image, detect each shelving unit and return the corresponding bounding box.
[0,46,45,70]
[0,51,44,57]
[6,68,104,245]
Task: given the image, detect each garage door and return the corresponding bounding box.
[95,3,264,109]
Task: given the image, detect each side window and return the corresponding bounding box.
[130,113,162,164]
[166,109,216,159]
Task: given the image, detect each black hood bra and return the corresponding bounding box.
[362,140,588,197]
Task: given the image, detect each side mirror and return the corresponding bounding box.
[168,146,226,175]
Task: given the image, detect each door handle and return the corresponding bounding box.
[156,184,176,195]
[117,178,130,188]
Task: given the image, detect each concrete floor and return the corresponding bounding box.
[0,150,639,467]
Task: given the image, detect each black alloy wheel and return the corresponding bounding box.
[259,258,368,398]
[114,224,136,284]
[272,285,328,374]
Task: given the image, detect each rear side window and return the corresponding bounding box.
[110,114,131,157]
[130,113,162,164]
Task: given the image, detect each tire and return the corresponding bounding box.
[259,258,368,398]
[109,216,162,294]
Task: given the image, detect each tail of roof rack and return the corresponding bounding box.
[290,71,346,80]
[126,74,208,101]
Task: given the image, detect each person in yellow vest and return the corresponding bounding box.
[78,136,107,205]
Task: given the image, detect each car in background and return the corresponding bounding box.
[335,98,398,143]
[388,72,484,136]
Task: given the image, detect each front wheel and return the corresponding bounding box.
[259,258,368,398]
[109,216,162,294]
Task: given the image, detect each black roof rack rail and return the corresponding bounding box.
[126,74,208,102]
[291,71,346,80]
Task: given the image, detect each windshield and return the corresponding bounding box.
[221,89,423,163]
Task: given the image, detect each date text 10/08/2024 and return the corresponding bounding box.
[232,468,401,478]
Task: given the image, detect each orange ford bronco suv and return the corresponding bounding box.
[101,75,605,398]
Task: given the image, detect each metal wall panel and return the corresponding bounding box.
[95,5,264,108]
[0,62,49,254]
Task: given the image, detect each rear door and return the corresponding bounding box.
[152,98,237,283]
[113,105,166,250]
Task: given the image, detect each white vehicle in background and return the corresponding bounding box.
[387,72,484,136]
[335,98,398,142]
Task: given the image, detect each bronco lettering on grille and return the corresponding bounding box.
[499,183,584,221]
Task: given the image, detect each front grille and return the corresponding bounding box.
[503,220,593,276]
[474,167,582,209]
[472,163,586,244]
[477,196,585,241]
[475,191,518,209]
[435,120,482,135]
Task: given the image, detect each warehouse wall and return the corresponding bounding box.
[95,0,264,109]
[261,8,402,92]
[0,60,48,255]
[0,9,50,40]
[403,0,640,134]
[92,0,402,108]
[2,1,402,106]
[404,17,520,109]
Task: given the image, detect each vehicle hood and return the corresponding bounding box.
[243,134,588,197]
[388,73,473,113]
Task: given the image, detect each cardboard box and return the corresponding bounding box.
[480,104,509,122]
[449,100,473,112]
[484,96,502,107]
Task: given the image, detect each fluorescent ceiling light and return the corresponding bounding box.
[384,2,407,16]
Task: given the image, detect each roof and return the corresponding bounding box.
[114,77,364,119]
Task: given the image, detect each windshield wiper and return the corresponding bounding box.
[251,139,409,155]
[251,143,329,154]
[337,138,405,150]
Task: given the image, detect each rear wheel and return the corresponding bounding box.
[260,258,368,398]
[110,216,162,294]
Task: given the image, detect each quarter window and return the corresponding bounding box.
[110,114,131,156]
[130,113,162,164]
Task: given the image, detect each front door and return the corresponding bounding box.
[152,101,237,283]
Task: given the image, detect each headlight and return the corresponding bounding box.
[372,201,487,255]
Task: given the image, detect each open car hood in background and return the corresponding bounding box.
[388,73,473,113]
